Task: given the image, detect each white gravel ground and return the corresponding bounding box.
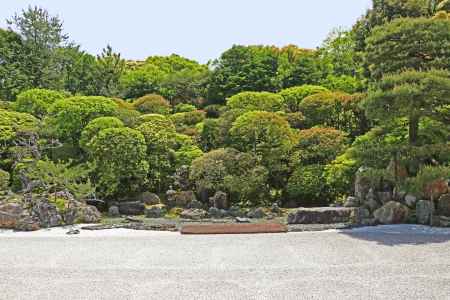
[1,224,449,300]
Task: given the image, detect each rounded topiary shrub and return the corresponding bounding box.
[278,85,329,112]
[14,88,67,118]
[227,91,284,112]
[133,94,171,115]
[286,164,329,206]
[80,117,124,150]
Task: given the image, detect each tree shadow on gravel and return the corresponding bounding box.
[338,225,450,246]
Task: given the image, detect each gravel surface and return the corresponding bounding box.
[1,225,449,299]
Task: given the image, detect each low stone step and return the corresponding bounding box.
[180,223,287,235]
[288,207,358,224]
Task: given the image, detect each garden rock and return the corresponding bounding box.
[343,196,359,208]
[235,217,251,223]
[32,200,63,228]
[288,207,357,224]
[108,206,120,218]
[416,200,434,225]
[145,204,167,218]
[208,207,223,218]
[166,190,196,208]
[377,192,392,204]
[271,203,281,214]
[188,199,204,209]
[363,189,380,212]
[354,168,371,201]
[180,208,207,220]
[373,201,409,224]
[437,193,450,217]
[118,201,145,215]
[64,202,101,224]
[15,216,40,231]
[404,194,417,208]
[247,207,266,219]
[228,206,245,218]
[0,203,23,229]
[209,191,228,209]
[138,192,160,205]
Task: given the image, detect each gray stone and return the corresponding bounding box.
[439,216,450,227]
[32,200,63,228]
[118,201,145,215]
[377,192,392,204]
[208,207,223,219]
[404,194,417,208]
[288,207,357,224]
[209,191,228,209]
[416,200,434,225]
[187,199,204,209]
[145,205,167,218]
[271,203,281,214]
[137,192,160,205]
[64,203,102,224]
[228,206,245,218]
[180,208,207,220]
[437,194,450,217]
[14,216,40,231]
[363,189,380,212]
[0,203,23,229]
[166,190,197,208]
[108,206,120,218]
[354,168,371,201]
[343,196,359,208]
[247,207,266,219]
[352,207,371,224]
[373,201,409,224]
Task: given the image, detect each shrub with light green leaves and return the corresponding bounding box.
[278,85,329,112]
[14,88,67,118]
[80,117,124,150]
[132,94,171,115]
[227,91,284,112]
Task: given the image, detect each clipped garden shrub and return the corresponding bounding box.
[227,91,284,112]
[80,117,124,150]
[286,164,329,206]
[14,88,67,118]
[279,85,329,113]
[132,94,171,115]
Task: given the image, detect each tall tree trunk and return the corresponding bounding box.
[409,115,420,145]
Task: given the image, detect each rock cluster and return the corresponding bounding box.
[0,192,101,231]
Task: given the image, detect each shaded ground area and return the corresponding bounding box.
[0,225,449,299]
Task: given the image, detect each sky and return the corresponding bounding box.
[0,0,373,63]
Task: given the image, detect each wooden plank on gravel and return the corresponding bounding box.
[180,223,288,235]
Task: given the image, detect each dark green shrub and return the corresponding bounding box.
[286,164,329,206]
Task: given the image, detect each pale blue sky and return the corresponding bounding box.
[1,0,372,63]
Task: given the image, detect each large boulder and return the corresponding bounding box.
[404,194,417,208]
[118,201,145,215]
[66,205,101,224]
[437,194,450,217]
[166,190,197,208]
[209,191,228,209]
[0,203,23,229]
[287,207,357,224]
[137,192,160,206]
[354,168,371,201]
[108,206,120,218]
[416,200,434,225]
[247,207,267,219]
[180,208,207,220]
[14,216,40,231]
[145,204,167,218]
[373,201,409,224]
[362,189,381,212]
[31,199,63,228]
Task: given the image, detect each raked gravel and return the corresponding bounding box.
[0,224,449,300]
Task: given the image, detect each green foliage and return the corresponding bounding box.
[170,110,206,130]
[324,153,359,200]
[47,96,118,142]
[292,127,349,166]
[0,169,10,190]
[227,91,284,112]
[120,54,208,102]
[27,159,94,200]
[365,69,450,145]
[137,118,177,192]
[207,45,281,103]
[365,18,450,79]
[278,85,329,112]
[320,74,364,94]
[190,148,270,206]
[132,94,171,115]
[286,164,329,206]
[86,127,149,197]
[405,165,450,198]
[174,103,196,113]
[137,113,174,128]
[14,88,67,118]
[80,117,124,150]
